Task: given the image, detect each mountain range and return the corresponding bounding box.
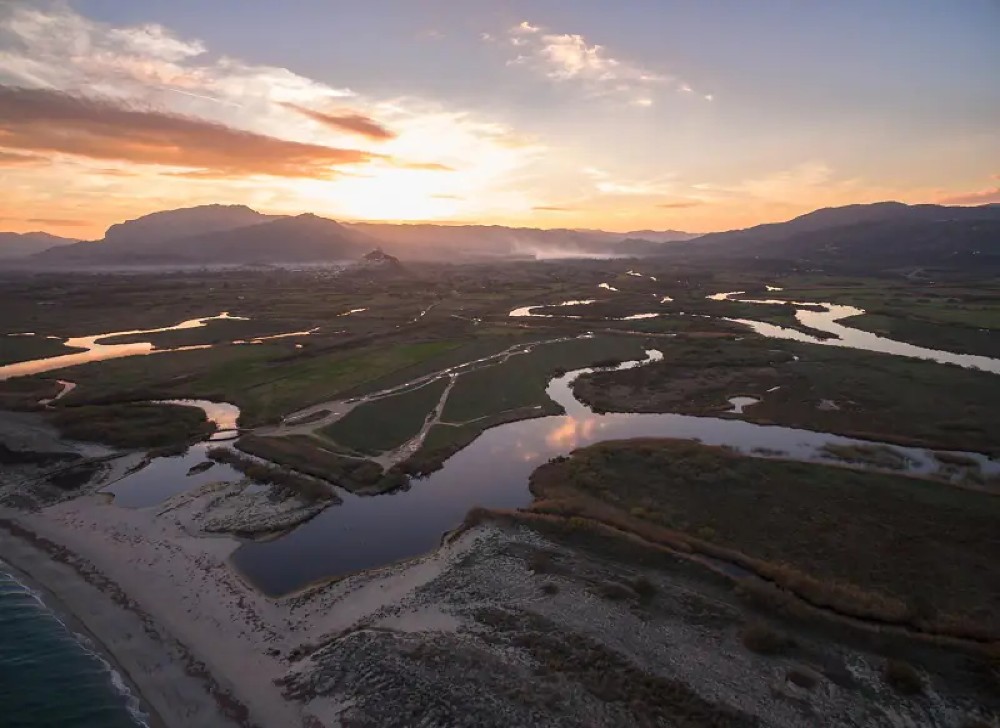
[1,201,997,271]
[650,201,1000,271]
[0,231,80,259]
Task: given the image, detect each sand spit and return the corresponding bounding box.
[2,487,995,727]
[0,486,485,728]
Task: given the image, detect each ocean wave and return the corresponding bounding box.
[0,562,149,727]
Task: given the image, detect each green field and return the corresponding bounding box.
[441,335,648,423]
[51,339,463,427]
[321,376,450,455]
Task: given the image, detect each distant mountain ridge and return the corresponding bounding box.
[0,231,79,259]
[651,202,1000,271]
[11,204,697,265]
[103,204,281,247]
[4,201,996,270]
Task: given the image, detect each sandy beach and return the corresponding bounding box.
[0,480,481,728]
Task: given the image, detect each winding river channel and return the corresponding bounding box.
[4,289,999,595]
[0,313,246,381]
[230,345,1000,595]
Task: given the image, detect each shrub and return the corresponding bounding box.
[884,659,923,695]
[528,550,556,574]
[598,581,635,601]
[960,720,992,728]
[206,447,335,503]
[786,667,819,690]
[696,525,717,540]
[631,576,657,602]
[740,622,794,655]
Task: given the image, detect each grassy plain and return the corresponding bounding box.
[1,265,997,462]
[0,336,85,366]
[321,377,449,455]
[441,335,647,423]
[531,439,1000,639]
[574,336,1000,454]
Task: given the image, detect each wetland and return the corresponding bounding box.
[1,260,998,727]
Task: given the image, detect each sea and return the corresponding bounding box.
[0,565,147,727]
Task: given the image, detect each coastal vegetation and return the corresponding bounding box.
[0,335,85,366]
[50,402,213,449]
[573,335,1000,453]
[529,438,1000,639]
[205,447,338,503]
[235,434,406,495]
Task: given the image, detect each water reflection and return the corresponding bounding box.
[152,399,241,439]
[232,350,998,596]
[0,313,246,381]
[715,293,1000,374]
[103,443,243,509]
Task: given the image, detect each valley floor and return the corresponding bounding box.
[0,264,997,727]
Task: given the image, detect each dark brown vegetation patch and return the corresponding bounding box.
[206,446,338,503]
[50,402,213,449]
[884,658,924,695]
[741,622,795,655]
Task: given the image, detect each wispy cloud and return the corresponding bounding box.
[0,2,545,230]
[938,177,1000,205]
[27,217,87,226]
[502,20,708,104]
[280,102,395,140]
[656,200,704,209]
[0,149,46,166]
[584,167,677,196]
[692,163,837,204]
[0,85,378,178]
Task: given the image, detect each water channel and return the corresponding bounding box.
[3,290,998,595]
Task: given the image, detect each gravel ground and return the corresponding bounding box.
[284,523,997,727]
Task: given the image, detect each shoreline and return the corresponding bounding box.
[0,555,162,728]
[0,516,252,728]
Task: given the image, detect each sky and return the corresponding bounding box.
[0,0,997,239]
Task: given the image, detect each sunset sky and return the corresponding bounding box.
[1,0,997,239]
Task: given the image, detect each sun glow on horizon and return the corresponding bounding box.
[0,2,996,239]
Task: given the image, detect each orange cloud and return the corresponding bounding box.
[532,205,576,211]
[656,200,704,209]
[280,102,395,140]
[0,86,379,178]
[939,184,1000,205]
[27,217,88,226]
[0,150,47,166]
[393,160,455,171]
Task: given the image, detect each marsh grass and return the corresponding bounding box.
[741,622,794,655]
[206,447,337,503]
[50,402,212,449]
[530,439,1000,639]
[884,658,924,695]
